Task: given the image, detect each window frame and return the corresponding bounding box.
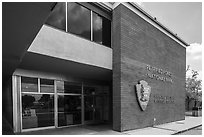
[67,2,112,47]
[46,2,112,48]
[20,76,55,132]
[67,2,92,41]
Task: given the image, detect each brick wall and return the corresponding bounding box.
[112,4,186,131]
[112,4,122,131]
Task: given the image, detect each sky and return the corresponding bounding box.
[136,2,202,80]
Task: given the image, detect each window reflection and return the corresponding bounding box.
[93,12,111,47]
[57,81,81,94]
[20,76,111,129]
[67,3,91,40]
[45,2,111,47]
[93,12,102,44]
[21,76,38,92]
[45,2,66,31]
[58,95,81,126]
[40,79,54,93]
[22,94,54,129]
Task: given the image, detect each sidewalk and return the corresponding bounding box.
[123,116,202,135]
[18,116,202,135]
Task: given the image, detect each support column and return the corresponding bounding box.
[112,4,122,132]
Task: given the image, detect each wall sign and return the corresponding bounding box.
[146,65,173,83]
[135,80,151,111]
[153,94,174,104]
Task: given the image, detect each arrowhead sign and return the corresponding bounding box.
[135,80,151,111]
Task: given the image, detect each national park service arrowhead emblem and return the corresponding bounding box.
[135,80,151,111]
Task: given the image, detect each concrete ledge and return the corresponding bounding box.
[28,25,112,70]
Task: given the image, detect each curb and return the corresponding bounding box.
[172,124,202,135]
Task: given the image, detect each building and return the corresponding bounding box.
[2,2,189,134]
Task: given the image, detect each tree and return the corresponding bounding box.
[186,66,202,111]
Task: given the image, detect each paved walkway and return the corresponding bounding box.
[177,126,202,135]
[18,116,202,135]
[123,116,202,135]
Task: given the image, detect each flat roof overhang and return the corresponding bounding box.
[2,2,55,84]
[28,25,112,71]
[18,52,112,82]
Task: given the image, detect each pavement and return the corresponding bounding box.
[177,126,202,135]
[123,116,202,135]
[17,116,202,135]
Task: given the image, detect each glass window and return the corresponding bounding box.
[21,76,38,92]
[67,3,91,40]
[84,86,96,95]
[57,81,82,94]
[45,2,66,31]
[102,17,111,47]
[93,12,111,47]
[58,95,81,126]
[21,94,54,129]
[93,12,102,44]
[84,85,105,95]
[40,79,54,93]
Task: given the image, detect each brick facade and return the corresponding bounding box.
[112,4,186,131]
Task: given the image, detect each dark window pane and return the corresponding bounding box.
[84,85,105,95]
[93,12,111,47]
[22,94,54,129]
[56,80,64,91]
[84,86,96,95]
[57,81,81,94]
[102,18,111,47]
[21,76,38,92]
[58,95,81,126]
[84,95,94,121]
[45,2,66,31]
[40,79,54,93]
[93,12,102,44]
[84,85,110,122]
[103,86,110,94]
[94,95,104,121]
[67,3,91,40]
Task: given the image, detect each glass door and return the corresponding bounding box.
[94,95,104,122]
[84,94,95,123]
[57,95,81,127]
[84,86,95,124]
[56,81,82,127]
[83,85,109,124]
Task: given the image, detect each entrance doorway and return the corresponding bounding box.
[56,81,82,127]
[84,85,109,124]
[18,76,110,132]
